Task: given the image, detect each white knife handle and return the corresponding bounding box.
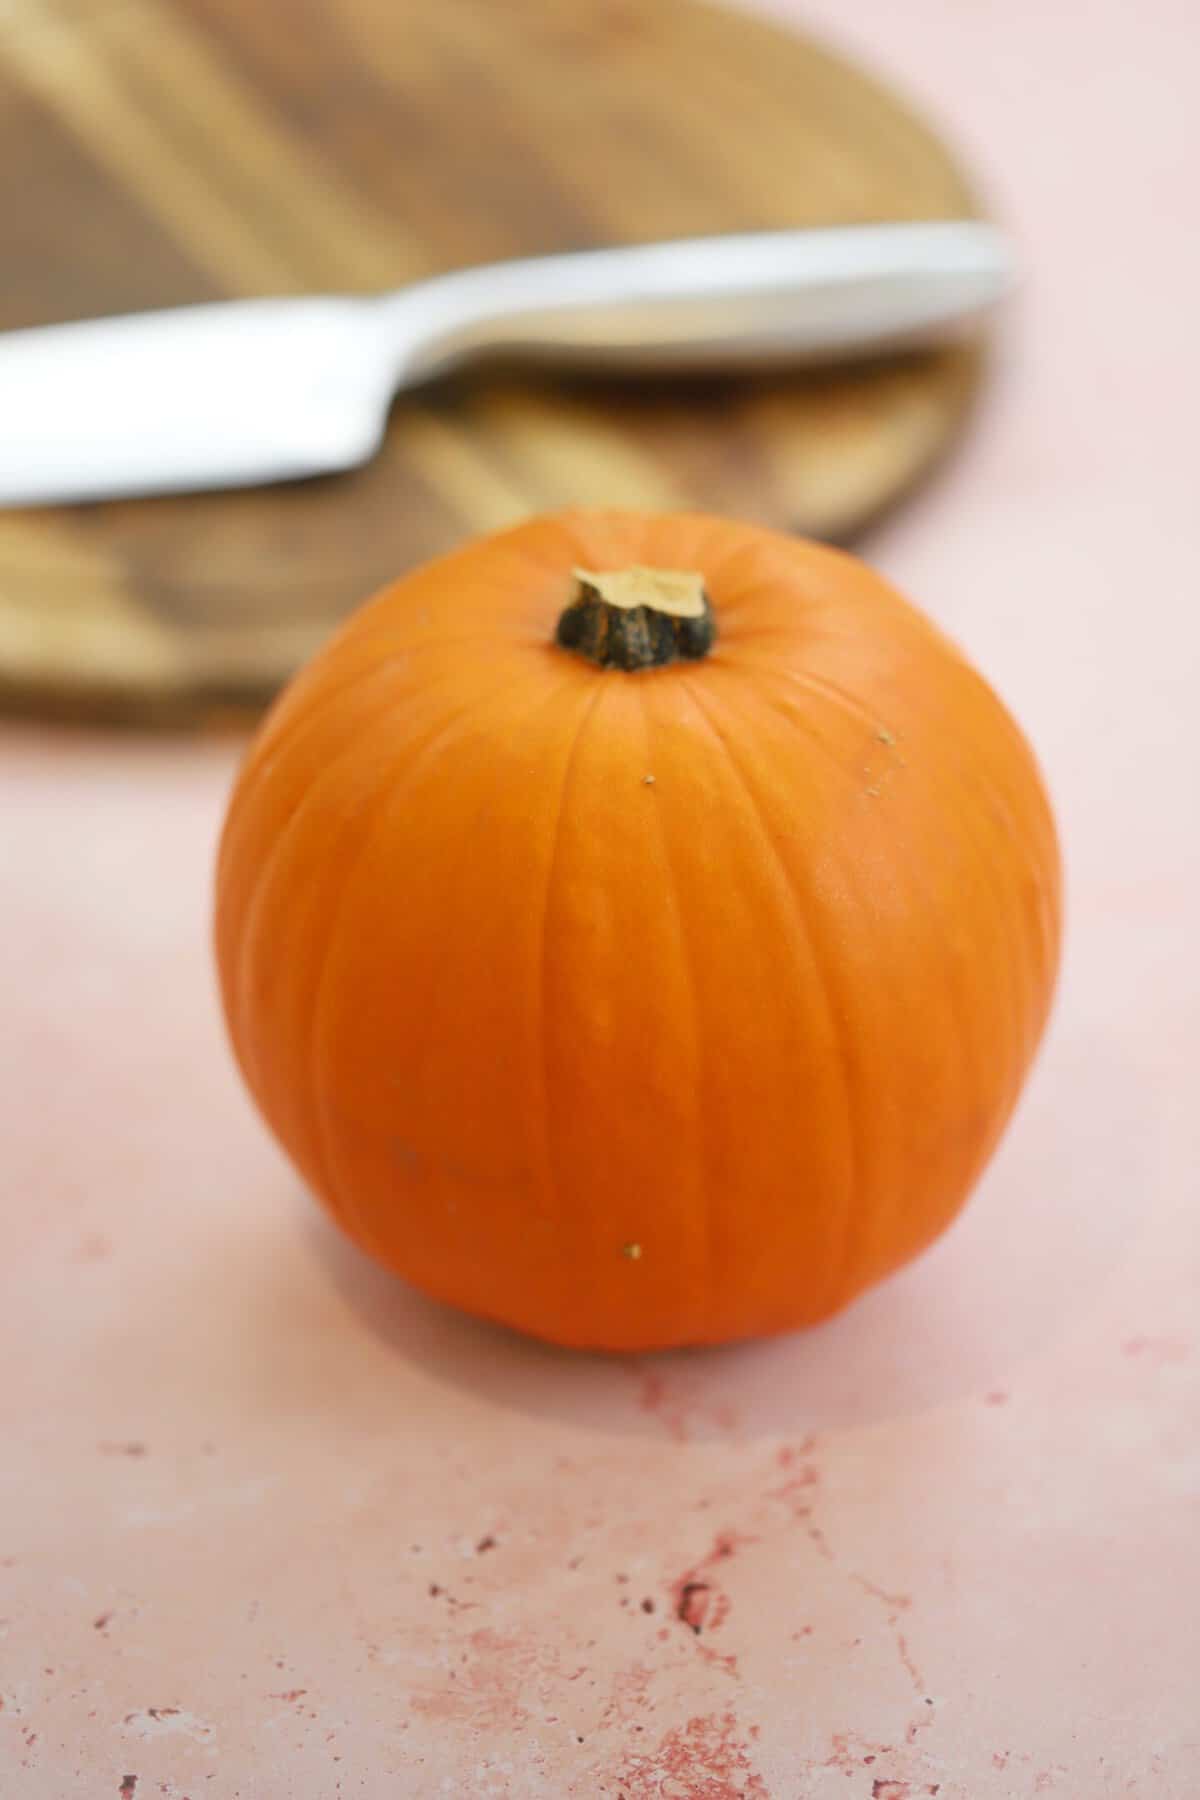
[388,222,1012,379]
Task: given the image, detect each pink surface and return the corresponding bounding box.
[3,0,1199,1793]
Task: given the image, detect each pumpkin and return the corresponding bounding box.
[215,511,1061,1351]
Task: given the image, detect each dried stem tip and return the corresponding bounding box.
[556,566,715,670]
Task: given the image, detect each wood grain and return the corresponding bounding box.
[0,0,988,722]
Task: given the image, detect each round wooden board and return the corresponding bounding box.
[0,0,986,723]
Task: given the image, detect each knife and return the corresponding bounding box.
[0,221,1011,508]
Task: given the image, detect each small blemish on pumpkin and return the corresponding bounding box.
[642,773,656,786]
[876,726,896,745]
[865,785,881,798]
[622,1242,643,1260]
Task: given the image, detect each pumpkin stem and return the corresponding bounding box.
[556,566,715,670]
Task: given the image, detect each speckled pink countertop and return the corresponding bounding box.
[3,0,1199,1794]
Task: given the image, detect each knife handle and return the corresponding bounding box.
[387,222,1013,380]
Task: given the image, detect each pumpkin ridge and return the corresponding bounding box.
[782,655,1039,1186]
[220,655,404,903]
[302,702,506,1238]
[678,672,861,1320]
[754,655,1039,1124]
[535,679,610,1247]
[232,649,415,803]
[223,649,488,923]
[227,669,437,1129]
[228,661,516,1150]
[640,680,711,1344]
[724,659,996,1283]
[884,670,1039,1100]
[236,611,547,805]
[305,671,561,1246]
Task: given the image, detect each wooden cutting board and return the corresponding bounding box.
[0,0,987,723]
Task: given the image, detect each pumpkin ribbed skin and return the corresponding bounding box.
[215,512,1061,1350]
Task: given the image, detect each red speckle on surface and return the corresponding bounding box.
[896,1632,925,1697]
[772,1461,820,1498]
[676,1581,711,1634]
[984,1390,1009,1405]
[269,1690,307,1704]
[408,1626,564,1732]
[119,1779,138,1798]
[99,1442,147,1457]
[825,1732,894,1775]
[869,1781,942,1799]
[633,1367,688,1441]
[475,1534,497,1553]
[854,1577,924,1693]
[667,1530,754,1656]
[993,1753,1009,1770]
[768,1447,832,1559]
[905,1708,936,1745]
[855,1578,912,1613]
[597,1659,656,1731]
[706,1591,732,1632]
[696,1643,739,1677]
[603,1709,769,1798]
[93,1611,113,1631]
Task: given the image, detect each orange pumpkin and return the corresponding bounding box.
[215,511,1060,1351]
